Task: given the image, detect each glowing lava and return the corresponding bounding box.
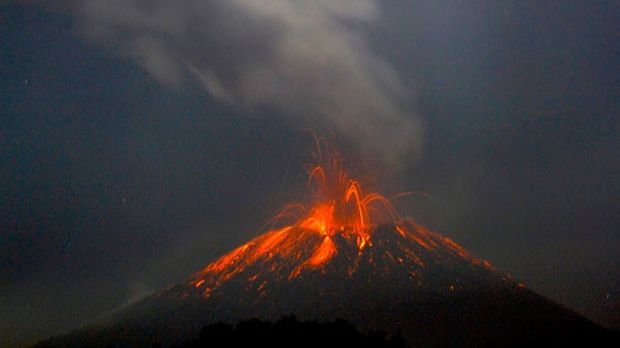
[187,134,498,299]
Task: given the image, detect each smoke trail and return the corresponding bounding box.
[78,0,422,165]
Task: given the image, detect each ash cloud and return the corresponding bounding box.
[77,0,422,165]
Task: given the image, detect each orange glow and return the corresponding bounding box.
[185,134,497,299]
[395,225,407,237]
[306,236,337,267]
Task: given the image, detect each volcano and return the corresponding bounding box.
[36,138,618,347]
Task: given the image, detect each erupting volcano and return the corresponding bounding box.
[180,135,503,303]
[36,136,618,348]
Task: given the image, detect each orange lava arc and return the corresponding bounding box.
[269,135,401,253]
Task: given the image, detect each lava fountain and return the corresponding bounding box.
[185,134,498,299]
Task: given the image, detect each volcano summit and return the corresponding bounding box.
[35,139,618,347]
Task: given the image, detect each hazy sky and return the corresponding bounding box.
[1,1,619,347]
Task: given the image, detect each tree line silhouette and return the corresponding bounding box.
[164,316,406,348]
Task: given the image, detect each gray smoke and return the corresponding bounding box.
[78,0,422,164]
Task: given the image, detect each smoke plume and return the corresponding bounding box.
[78,0,422,164]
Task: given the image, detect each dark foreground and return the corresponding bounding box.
[170,317,405,348]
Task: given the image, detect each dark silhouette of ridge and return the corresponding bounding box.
[169,316,405,348]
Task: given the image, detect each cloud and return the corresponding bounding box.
[78,0,422,164]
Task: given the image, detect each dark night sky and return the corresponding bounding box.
[1,1,619,347]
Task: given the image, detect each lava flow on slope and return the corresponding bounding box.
[176,135,511,302]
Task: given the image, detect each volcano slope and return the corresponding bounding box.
[35,219,618,348]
